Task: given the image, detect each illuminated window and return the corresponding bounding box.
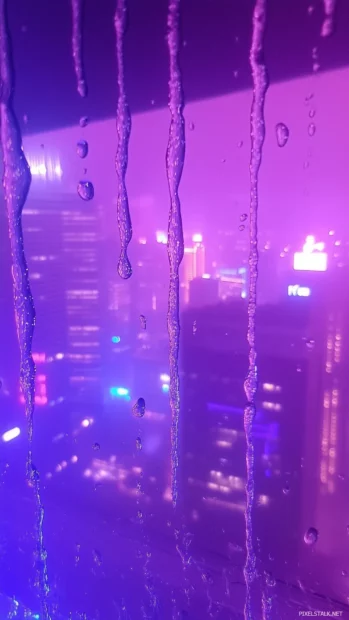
[262,401,282,412]
[262,383,281,393]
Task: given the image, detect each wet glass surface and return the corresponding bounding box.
[0,1,349,618]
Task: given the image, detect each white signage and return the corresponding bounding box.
[288,284,311,297]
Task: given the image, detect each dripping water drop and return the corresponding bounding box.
[77,180,94,201]
[239,224,245,232]
[133,397,146,418]
[136,437,142,451]
[276,122,289,147]
[79,116,89,128]
[77,140,88,159]
[308,123,316,137]
[240,213,248,222]
[92,442,100,451]
[188,122,195,131]
[304,527,318,545]
[140,314,147,329]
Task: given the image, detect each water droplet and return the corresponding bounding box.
[342,569,348,577]
[276,122,289,147]
[313,62,320,73]
[193,320,197,335]
[304,526,318,545]
[118,252,132,279]
[202,572,213,585]
[305,93,314,103]
[0,380,2,390]
[265,570,276,587]
[309,109,316,119]
[133,397,146,418]
[92,442,100,451]
[92,549,102,566]
[188,122,195,131]
[240,213,248,222]
[283,483,290,495]
[239,224,245,232]
[79,116,89,128]
[151,99,155,106]
[237,140,243,148]
[136,437,142,450]
[308,5,314,15]
[221,158,226,163]
[305,338,315,349]
[140,314,147,329]
[23,114,28,124]
[234,70,239,78]
[308,123,316,137]
[303,160,310,170]
[77,180,94,201]
[77,140,88,158]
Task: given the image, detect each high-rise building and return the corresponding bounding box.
[180,297,319,583]
[22,190,105,404]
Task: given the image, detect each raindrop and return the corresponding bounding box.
[304,527,318,545]
[79,116,89,128]
[201,572,213,585]
[283,483,290,495]
[140,314,147,329]
[23,114,28,124]
[136,437,142,451]
[192,320,197,335]
[308,123,316,137]
[77,140,88,158]
[342,569,348,577]
[77,180,94,201]
[188,122,195,131]
[309,109,316,118]
[265,571,276,587]
[275,122,289,147]
[239,224,245,232]
[234,70,239,78]
[303,161,310,170]
[0,380,2,390]
[308,5,314,15]
[221,158,226,163]
[92,549,102,566]
[151,99,155,106]
[240,213,248,222]
[237,140,243,148]
[92,442,100,451]
[305,339,315,350]
[133,397,146,418]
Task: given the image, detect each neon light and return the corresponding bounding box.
[161,384,169,393]
[109,386,130,399]
[288,284,311,297]
[192,233,203,243]
[202,273,211,279]
[294,235,327,271]
[160,373,170,383]
[156,231,167,244]
[111,336,121,344]
[2,427,20,442]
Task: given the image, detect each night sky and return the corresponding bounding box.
[6,0,349,135]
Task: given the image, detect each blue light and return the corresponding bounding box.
[110,386,130,400]
[161,383,169,393]
[111,336,121,344]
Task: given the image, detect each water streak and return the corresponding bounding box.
[321,0,337,37]
[166,0,185,507]
[0,1,50,617]
[71,0,87,97]
[244,1,268,619]
[115,0,132,279]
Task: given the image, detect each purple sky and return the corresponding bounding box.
[23,66,349,247]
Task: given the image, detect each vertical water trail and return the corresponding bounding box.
[321,0,337,37]
[71,0,87,97]
[244,1,268,619]
[166,0,185,509]
[115,0,133,279]
[0,1,50,618]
